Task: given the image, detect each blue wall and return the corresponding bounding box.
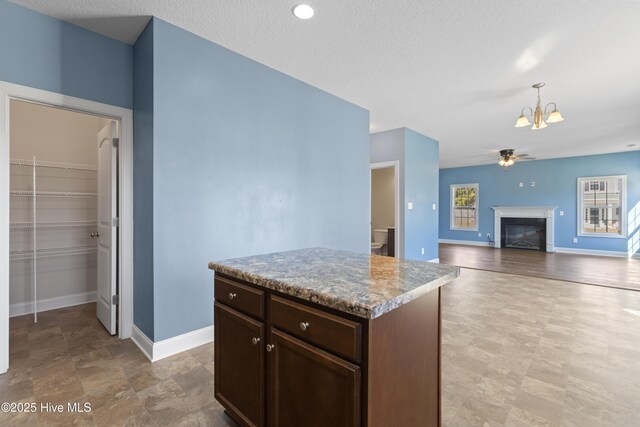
[0,0,132,108]
[404,129,439,261]
[132,20,155,339]
[439,151,640,254]
[144,19,370,341]
[370,128,440,261]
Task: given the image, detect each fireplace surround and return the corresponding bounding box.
[491,206,557,252]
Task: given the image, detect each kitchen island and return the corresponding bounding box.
[209,248,460,427]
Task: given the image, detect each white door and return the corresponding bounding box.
[96,121,117,334]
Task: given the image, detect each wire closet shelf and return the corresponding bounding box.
[9,156,98,322]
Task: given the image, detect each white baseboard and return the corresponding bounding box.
[439,239,490,247]
[131,325,154,361]
[131,324,214,362]
[10,291,96,317]
[554,247,632,258]
[428,258,440,263]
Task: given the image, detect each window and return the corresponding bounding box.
[450,184,479,230]
[577,175,626,237]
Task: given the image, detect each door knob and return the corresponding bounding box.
[91,232,100,238]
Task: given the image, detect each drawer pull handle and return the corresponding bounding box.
[252,337,260,345]
[266,344,275,352]
[228,293,237,300]
[299,322,310,332]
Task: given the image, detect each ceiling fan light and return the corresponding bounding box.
[507,158,515,166]
[515,114,531,128]
[499,159,506,166]
[547,109,564,123]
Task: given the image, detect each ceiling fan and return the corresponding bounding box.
[498,149,535,169]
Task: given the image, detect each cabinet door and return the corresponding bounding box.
[268,328,361,427]
[215,302,264,427]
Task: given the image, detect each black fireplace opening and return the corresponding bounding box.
[501,217,546,252]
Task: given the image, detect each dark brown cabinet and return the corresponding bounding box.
[214,273,442,427]
[214,302,265,427]
[268,328,361,426]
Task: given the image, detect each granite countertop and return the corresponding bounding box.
[208,248,460,319]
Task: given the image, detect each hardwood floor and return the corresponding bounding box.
[439,243,640,291]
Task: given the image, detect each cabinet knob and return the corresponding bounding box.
[299,322,310,332]
[228,293,237,300]
[252,337,260,345]
[266,344,275,352]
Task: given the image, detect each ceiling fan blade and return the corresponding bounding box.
[518,156,536,161]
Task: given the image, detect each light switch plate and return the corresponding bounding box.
[573,237,578,243]
[432,203,437,210]
[560,211,564,216]
[531,182,536,187]
[519,182,523,187]
[421,248,424,255]
[478,232,482,237]
[408,202,413,210]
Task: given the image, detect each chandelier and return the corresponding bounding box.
[515,83,564,130]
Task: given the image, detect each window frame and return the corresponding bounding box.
[450,183,479,231]
[576,175,627,239]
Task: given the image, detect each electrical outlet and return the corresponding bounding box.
[478,232,482,237]
[573,237,578,243]
[408,202,413,210]
[421,248,424,255]
[531,181,536,187]
[560,211,564,216]
[487,233,491,238]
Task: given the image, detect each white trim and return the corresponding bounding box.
[439,239,489,247]
[370,161,401,258]
[428,258,440,263]
[131,324,215,363]
[576,175,627,239]
[10,291,96,317]
[0,81,134,374]
[131,325,154,362]
[555,247,631,258]
[491,206,557,252]
[450,183,479,231]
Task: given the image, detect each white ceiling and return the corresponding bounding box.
[11,0,640,167]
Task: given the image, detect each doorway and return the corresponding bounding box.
[370,161,400,258]
[0,81,134,375]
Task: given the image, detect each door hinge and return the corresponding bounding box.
[112,294,119,305]
[112,137,120,148]
[112,217,119,227]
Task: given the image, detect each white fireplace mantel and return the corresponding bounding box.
[491,206,558,252]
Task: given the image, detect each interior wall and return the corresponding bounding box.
[0,1,133,109]
[439,151,640,255]
[404,129,440,261]
[9,100,102,312]
[136,18,370,341]
[132,19,155,339]
[371,167,395,233]
[370,129,405,258]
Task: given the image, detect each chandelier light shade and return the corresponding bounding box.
[515,83,564,130]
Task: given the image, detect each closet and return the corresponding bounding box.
[9,100,106,321]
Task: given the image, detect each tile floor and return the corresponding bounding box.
[1,268,639,426]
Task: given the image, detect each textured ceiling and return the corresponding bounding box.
[10,0,640,167]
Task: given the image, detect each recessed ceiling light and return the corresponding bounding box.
[293,4,314,20]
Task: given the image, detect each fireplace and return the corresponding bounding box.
[491,206,557,252]
[501,218,546,251]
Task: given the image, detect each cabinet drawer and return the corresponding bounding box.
[270,295,362,363]
[215,275,264,320]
